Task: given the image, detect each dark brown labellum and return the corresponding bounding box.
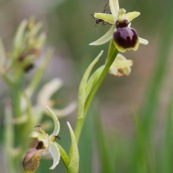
[22,148,42,172]
[36,141,44,150]
[24,63,35,73]
[113,27,138,49]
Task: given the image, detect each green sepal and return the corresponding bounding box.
[125,11,140,22]
[94,13,114,24]
[89,25,115,46]
[109,0,119,17]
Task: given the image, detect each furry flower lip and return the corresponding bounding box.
[113,19,138,50]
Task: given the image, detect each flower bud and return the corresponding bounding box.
[109,54,133,77]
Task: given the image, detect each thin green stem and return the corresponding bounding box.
[84,46,117,114]
[74,40,118,143]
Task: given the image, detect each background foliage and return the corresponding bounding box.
[0,0,173,172]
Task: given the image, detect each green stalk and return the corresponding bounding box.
[74,40,118,143]
[9,70,24,172]
[67,40,118,173]
[11,69,24,117]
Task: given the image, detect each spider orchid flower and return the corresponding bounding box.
[89,0,148,52]
[30,106,61,170]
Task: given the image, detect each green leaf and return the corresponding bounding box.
[57,144,70,168]
[93,104,112,173]
[78,50,103,118]
[67,122,79,173]
[85,40,118,115]
[85,65,105,99]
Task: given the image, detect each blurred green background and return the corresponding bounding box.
[0,0,173,172]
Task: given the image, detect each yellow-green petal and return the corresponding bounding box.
[51,102,76,118]
[37,78,63,108]
[89,25,115,46]
[139,37,149,45]
[94,13,114,24]
[30,131,42,138]
[125,11,140,22]
[109,0,119,17]
[47,106,60,136]
[49,142,60,170]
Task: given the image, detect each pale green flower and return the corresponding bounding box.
[13,18,46,72]
[30,106,61,170]
[37,78,76,118]
[89,0,148,52]
[109,54,133,77]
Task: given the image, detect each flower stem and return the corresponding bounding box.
[74,40,118,143]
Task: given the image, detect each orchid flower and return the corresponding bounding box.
[90,0,148,52]
[30,106,61,170]
[109,54,133,77]
[37,78,76,118]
